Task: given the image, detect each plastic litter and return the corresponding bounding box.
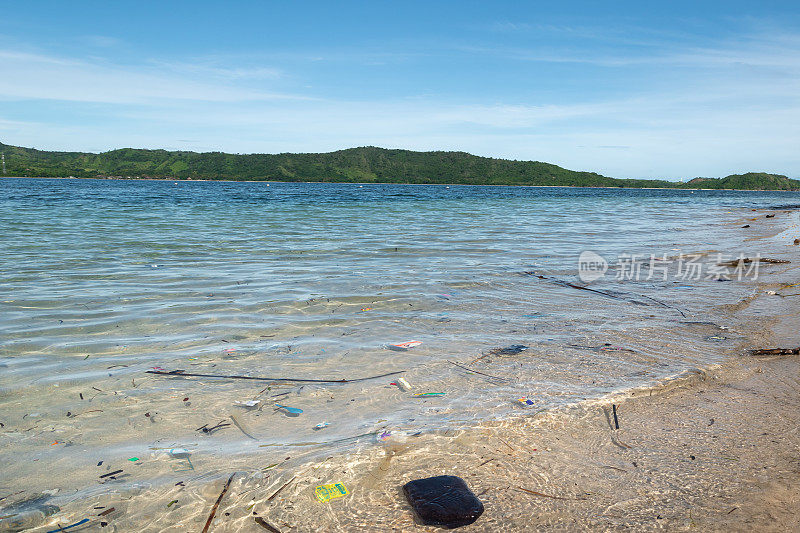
[234,400,261,408]
[388,340,422,351]
[0,502,59,531]
[403,475,484,528]
[516,397,534,406]
[169,448,191,458]
[275,404,303,415]
[46,518,90,533]
[313,422,330,430]
[314,483,349,503]
[392,377,412,391]
[413,392,445,397]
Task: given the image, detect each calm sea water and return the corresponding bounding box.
[0,178,797,518]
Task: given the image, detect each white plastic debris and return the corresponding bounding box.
[234,400,261,408]
[395,377,412,391]
[169,448,191,458]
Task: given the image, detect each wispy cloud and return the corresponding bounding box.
[0,49,306,104]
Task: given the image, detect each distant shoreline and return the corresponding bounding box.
[3,175,799,192]
[3,142,798,190]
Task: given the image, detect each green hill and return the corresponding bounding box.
[1,141,798,190]
[684,172,800,191]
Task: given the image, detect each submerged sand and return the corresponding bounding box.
[2,208,799,532]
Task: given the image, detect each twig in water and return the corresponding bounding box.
[749,347,800,356]
[447,360,509,382]
[267,475,297,501]
[201,473,235,533]
[254,516,282,532]
[230,415,257,440]
[497,436,515,453]
[516,487,574,500]
[146,369,405,384]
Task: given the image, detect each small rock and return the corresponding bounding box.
[403,475,484,529]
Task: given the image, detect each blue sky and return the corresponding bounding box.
[2,1,800,179]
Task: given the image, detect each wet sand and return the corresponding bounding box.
[2,206,799,532]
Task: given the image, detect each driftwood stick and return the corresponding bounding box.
[202,473,235,533]
[146,369,404,384]
[267,475,297,502]
[749,347,800,356]
[254,517,282,532]
[447,360,509,381]
[516,487,574,500]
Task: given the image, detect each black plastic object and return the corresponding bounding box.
[403,475,484,529]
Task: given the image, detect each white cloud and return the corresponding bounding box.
[0,50,304,104]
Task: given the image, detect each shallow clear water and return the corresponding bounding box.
[0,178,797,524]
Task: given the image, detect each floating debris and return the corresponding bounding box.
[749,347,800,356]
[197,421,231,435]
[387,340,422,351]
[413,392,445,397]
[46,518,90,533]
[234,400,261,408]
[314,483,349,503]
[169,448,191,458]
[392,377,412,391]
[275,404,303,416]
[146,369,404,384]
[719,257,790,267]
[489,345,528,356]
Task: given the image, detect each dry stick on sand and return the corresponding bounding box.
[202,473,235,533]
